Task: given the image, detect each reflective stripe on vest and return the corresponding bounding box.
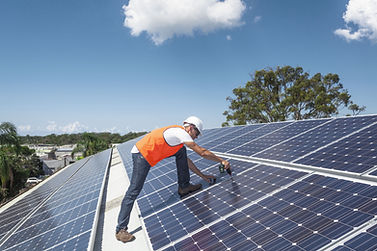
[135,125,185,167]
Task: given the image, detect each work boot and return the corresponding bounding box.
[178,183,202,196]
[116,229,135,243]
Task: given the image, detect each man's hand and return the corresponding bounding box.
[222,160,230,170]
[202,174,216,184]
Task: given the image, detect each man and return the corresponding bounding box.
[115,116,231,243]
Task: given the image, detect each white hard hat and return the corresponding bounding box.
[183,116,204,135]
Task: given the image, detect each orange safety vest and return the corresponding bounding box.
[135,125,185,166]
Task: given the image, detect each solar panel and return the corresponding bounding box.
[332,223,377,251]
[254,115,377,162]
[209,121,293,156]
[163,172,377,251]
[200,124,261,150]
[115,114,377,251]
[0,157,89,243]
[137,162,307,250]
[195,126,242,148]
[0,149,111,251]
[296,122,377,174]
[225,119,331,157]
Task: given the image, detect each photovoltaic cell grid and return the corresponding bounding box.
[223,119,331,156]
[141,162,306,250]
[0,157,88,243]
[255,115,377,162]
[332,224,377,251]
[164,173,377,251]
[199,124,259,150]
[136,158,256,218]
[209,121,293,155]
[194,127,241,148]
[0,149,111,251]
[296,122,377,174]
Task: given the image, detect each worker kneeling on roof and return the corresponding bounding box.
[116,116,231,243]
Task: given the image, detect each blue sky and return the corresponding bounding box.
[1,0,376,136]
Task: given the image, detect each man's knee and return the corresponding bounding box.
[125,186,142,200]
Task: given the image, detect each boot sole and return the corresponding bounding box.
[116,234,135,243]
[178,187,202,197]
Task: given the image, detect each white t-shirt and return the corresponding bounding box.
[131,127,193,153]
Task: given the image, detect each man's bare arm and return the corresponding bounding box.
[185,141,230,169]
[187,157,215,183]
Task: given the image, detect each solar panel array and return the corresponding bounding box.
[117,114,377,251]
[0,149,112,251]
[333,223,377,251]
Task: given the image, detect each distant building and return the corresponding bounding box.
[25,144,57,157]
[42,155,73,174]
[22,144,81,175]
[39,145,77,174]
[42,159,65,175]
[55,145,76,160]
[47,150,57,160]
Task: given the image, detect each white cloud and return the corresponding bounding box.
[334,0,377,42]
[18,125,31,132]
[226,35,232,40]
[254,16,261,23]
[46,121,58,132]
[46,121,88,134]
[123,0,246,45]
[104,127,120,133]
[60,121,88,134]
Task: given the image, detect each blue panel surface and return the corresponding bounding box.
[143,163,306,250]
[137,158,258,218]
[296,123,377,173]
[0,157,89,243]
[163,173,377,251]
[197,126,251,146]
[225,121,293,156]
[254,115,377,162]
[229,119,330,157]
[0,149,111,251]
[202,124,263,150]
[333,223,377,251]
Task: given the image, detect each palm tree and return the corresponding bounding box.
[0,122,19,146]
[0,122,19,196]
[0,152,11,198]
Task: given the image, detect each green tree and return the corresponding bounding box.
[0,152,11,199]
[18,146,43,177]
[19,131,147,146]
[73,132,110,158]
[0,122,19,197]
[0,122,43,202]
[223,66,366,126]
[348,102,366,116]
[0,122,19,148]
